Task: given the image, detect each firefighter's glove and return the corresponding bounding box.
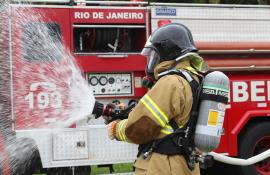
[107,120,118,140]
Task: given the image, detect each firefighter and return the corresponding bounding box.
[106,23,209,175]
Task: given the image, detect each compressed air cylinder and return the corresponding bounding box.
[194,71,230,153]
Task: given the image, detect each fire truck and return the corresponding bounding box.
[2,0,270,175]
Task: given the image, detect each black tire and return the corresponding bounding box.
[46,168,69,175]
[74,166,91,175]
[238,122,270,175]
[7,138,41,175]
[46,166,91,175]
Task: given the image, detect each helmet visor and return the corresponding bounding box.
[141,46,160,75]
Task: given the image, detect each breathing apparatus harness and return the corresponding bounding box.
[138,68,214,170]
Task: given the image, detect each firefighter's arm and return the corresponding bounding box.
[108,75,186,144]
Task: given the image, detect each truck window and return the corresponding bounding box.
[73,25,146,54]
[22,22,62,61]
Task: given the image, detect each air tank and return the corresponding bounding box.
[194,71,230,153]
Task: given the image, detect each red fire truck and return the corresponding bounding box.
[3,0,270,175]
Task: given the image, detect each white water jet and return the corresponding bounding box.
[8,1,96,129]
[0,0,96,174]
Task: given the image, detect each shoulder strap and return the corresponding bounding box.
[165,69,201,132]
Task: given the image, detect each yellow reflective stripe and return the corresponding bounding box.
[141,95,169,127]
[118,120,127,141]
[160,124,174,135]
[164,124,173,130]
[160,123,184,135]
[141,99,165,127]
[160,129,172,135]
[185,66,199,76]
[118,121,124,141]
[145,95,169,124]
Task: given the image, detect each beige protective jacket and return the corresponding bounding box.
[114,59,200,175]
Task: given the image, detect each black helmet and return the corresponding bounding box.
[141,23,198,78]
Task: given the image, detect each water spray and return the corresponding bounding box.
[0,0,97,174]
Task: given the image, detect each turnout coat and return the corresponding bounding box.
[114,59,201,175]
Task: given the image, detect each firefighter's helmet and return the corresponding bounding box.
[141,23,198,77]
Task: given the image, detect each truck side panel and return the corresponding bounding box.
[11,6,71,129]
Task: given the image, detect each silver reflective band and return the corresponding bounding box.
[161,124,174,134]
[141,95,169,127]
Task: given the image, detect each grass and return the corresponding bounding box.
[33,163,133,175]
[91,163,133,174]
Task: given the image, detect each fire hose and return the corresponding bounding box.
[208,150,270,166]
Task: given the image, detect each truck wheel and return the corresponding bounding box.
[47,166,91,175]
[8,138,41,175]
[238,122,270,175]
[46,167,69,175]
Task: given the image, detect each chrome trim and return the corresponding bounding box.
[97,54,128,58]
